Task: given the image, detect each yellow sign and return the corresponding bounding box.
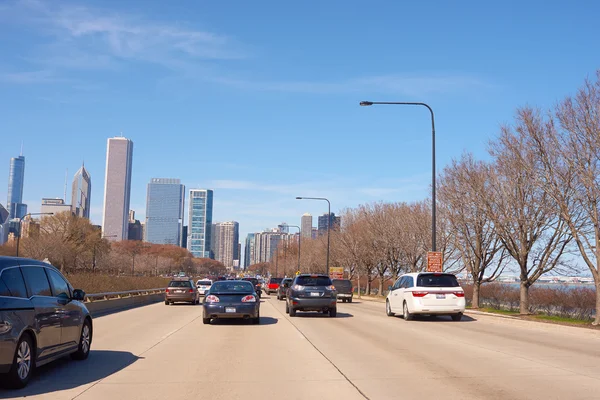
[329,267,344,279]
[296,270,301,275]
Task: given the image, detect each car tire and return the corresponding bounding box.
[348,298,353,303]
[386,300,395,317]
[329,308,337,317]
[403,302,413,321]
[71,319,92,360]
[2,333,34,389]
[322,310,328,314]
[164,300,169,305]
[285,302,289,314]
[451,312,463,321]
[203,317,211,325]
[289,307,296,317]
[252,311,260,325]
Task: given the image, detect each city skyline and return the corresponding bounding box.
[102,137,134,241]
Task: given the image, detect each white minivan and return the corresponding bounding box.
[196,279,213,296]
[385,272,465,321]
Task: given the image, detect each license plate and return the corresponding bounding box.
[176,290,184,293]
[436,294,446,299]
[310,292,320,297]
[225,307,236,313]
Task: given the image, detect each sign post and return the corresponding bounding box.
[427,251,443,273]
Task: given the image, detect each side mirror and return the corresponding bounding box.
[72,289,86,301]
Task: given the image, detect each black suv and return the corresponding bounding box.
[0,257,92,389]
[332,279,353,303]
[285,274,337,317]
[276,278,293,300]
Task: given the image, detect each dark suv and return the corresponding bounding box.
[276,278,293,300]
[242,277,262,298]
[285,274,337,317]
[0,257,92,389]
[332,279,353,303]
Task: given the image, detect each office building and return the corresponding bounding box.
[212,221,239,269]
[253,230,290,264]
[0,203,9,245]
[318,212,341,236]
[145,178,185,246]
[182,226,188,249]
[71,163,92,219]
[210,223,220,259]
[7,155,27,219]
[41,198,72,215]
[312,227,318,239]
[102,137,134,241]
[244,233,256,269]
[301,213,312,238]
[278,223,289,234]
[187,189,213,258]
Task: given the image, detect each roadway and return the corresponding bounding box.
[2,296,600,400]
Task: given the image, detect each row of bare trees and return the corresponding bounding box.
[0,212,228,277]
[248,70,600,324]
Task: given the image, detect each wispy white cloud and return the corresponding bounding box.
[0,69,58,84]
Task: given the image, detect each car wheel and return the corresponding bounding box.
[285,302,289,314]
[289,307,296,317]
[71,319,92,360]
[451,312,463,321]
[252,310,260,325]
[329,308,337,317]
[386,300,395,317]
[348,298,353,303]
[203,317,211,325]
[322,310,329,314]
[403,302,413,321]
[164,300,169,305]
[2,334,34,389]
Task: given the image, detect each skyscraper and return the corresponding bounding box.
[71,163,92,219]
[187,189,213,258]
[244,233,256,269]
[301,213,312,238]
[7,155,27,219]
[213,221,239,269]
[210,223,220,259]
[41,198,72,215]
[318,212,341,236]
[102,137,133,241]
[145,178,185,246]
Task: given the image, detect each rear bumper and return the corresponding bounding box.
[289,297,337,311]
[337,293,353,298]
[203,303,259,319]
[411,300,466,314]
[165,294,195,302]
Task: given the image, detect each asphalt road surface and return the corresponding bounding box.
[2,296,600,400]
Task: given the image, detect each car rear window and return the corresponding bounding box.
[282,278,293,285]
[197,281,212,286]
[269,278,283,284]
[295,276,332,286]
[332,279,352,289]
[211,281,254,293]
[417,274,459,288]
[169,280,192,288]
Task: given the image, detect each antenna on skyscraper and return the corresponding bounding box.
[20,141,23,156]
[64,169,68,202]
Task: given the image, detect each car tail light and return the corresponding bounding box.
[205,295,220,303]
[411,291,429,297]
[292,284,305,291]
[241,295,256,302]
[454,291,465,297]
[189,289,194,293]
[327,285,336,291]
[165,289,169,293]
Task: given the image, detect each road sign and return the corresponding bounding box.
[296,270,301,276]
[329,266,344,279]
[427,251,443,272]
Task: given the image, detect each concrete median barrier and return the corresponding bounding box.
[85,290,166,317]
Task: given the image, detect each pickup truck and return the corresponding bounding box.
[332,279,353,303]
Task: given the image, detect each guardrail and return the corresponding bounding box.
[85,288,166,301]
[84,288,167,316]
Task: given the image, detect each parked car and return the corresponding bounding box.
[241,277,262,298]
[385,272,465,321]
[265,277,282,295]
[165,278,199,305]
[285,274,337,317]
[196,279,213,296]
[202,280,260,324]
[332,279,353,303]
[0,257,92,389]
[276,278,293,300]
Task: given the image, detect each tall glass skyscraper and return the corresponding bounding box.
[102,137,133,241]
[145,178,185,246]
[187,189,213,258]
[71,163,92,219]
[7,155,27,219]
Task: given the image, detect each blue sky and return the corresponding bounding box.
[1,0,599,244]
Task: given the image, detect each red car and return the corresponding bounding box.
[265,277,283,295]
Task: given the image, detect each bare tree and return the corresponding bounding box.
[439,153,506,308]
[486,111,573,314]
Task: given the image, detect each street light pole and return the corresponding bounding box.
[296,197,331,276]
[359,101,437,251]
[15,212,54,257]
[282,224,301,274]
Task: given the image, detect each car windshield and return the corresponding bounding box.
[197,281,212,286]
[295,276,332,286]
[332,280,352,289]
[417,274,460,288]
[168,280,191,288]
[210,281,254,293]
[269,278,283,284]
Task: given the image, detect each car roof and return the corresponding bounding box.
[400,272,456,278]
[0,256,59,273]
[296,274,329,278]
